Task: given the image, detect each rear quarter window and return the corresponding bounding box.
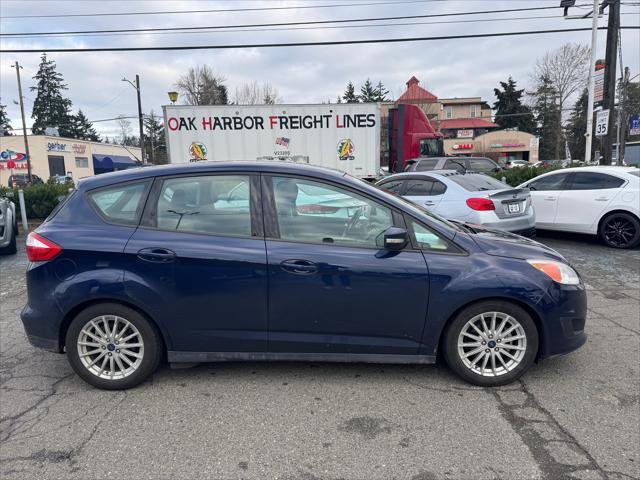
[88,181,150,226]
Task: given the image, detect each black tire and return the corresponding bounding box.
[0,223,17,255]
[442,300,539,387]
[66,303,162,390]
[599,212,640,249]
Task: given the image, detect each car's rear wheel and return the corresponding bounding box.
[599,212,640,249]
[66,303,162,390]
[443,301,538,387]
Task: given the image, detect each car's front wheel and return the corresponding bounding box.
[443,301,538,387]
[599,212,640,249]
[66,303,162,390]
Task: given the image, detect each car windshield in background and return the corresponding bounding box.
[629,171,639,177]
[414,159,440,171]
[447,174,509,191]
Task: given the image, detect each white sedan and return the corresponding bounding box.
[376,170,535,234]
[518,166,640,249]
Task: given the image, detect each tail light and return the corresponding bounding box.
[466,198,495,211]
[26,232,62,262]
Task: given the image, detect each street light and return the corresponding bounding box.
[167,91,178,104]
[122,75,146,163]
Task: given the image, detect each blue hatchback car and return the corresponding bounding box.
[21,162,587,389]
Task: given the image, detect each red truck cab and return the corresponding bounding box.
[388,104,443,173]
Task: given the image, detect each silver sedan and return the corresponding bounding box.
[376,170,535,235]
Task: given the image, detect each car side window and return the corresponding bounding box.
[527,173,570,191]
[408,219,453,252]
[468,158,496,172]
[89,181,149,226]
[155,175,251,237]
[444,159,466,172]
[378,179,404,194]
[272,176,393,248]
[404,180,434,196]
[569,172,625,190]
[430,181,447,195]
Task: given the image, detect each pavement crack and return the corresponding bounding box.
[489,379,609,480]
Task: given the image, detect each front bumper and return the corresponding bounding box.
[537,283,588,359]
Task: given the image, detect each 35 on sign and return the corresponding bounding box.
[596,109,609,136]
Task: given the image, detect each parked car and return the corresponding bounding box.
[21,161,586,389]
[0,190,17,255]
[518,166,640,248]
[404,156,502,174]
[377,171,535,235]
[506,160,530,169]
[49,174,73,185]
[7,173,44,188]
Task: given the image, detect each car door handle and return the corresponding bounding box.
[543,197,557,201]
[137,248,176,263]
[424,201,435,206]
[595,197,609,201]
[280,259,318,274]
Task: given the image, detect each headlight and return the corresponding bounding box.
[527,259,580,285]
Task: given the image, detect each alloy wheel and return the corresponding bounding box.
[603,216,637,248]
[77,315,145,380]
[457,312,527,377]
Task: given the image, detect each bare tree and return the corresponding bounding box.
[234,81,282,105]
[115,115,132,144]
[175,66,228,105]
[532,42,590,159]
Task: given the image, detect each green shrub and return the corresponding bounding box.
[489,165,561,187]
[0,182,74,219]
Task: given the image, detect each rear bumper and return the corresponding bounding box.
[21,303,64,353]
[477,212,536,233]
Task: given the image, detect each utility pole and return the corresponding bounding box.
[122,74,146,164]
[616,67,630,164]
[601,0,620,165]
[135,75,146,164]
[584,0,601,165]
[11,61,32,183]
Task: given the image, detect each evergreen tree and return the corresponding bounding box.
[0,101,12,136]
[530,75,562,160]
[144,110,166,164]
[565,88,589,161]
[373,81,390,102]
[360,79,377,102]
[69,110,100,141]
[492,77,536,133]
[342,82,359,103]
[30,54,73,137]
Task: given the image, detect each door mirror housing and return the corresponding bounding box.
[383,227,409,250]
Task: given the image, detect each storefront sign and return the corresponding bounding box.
[0,149,27,162]
[0,162,28,170]
[72,143,87,154]
[452,143,473,150]
[456,129,474,139]
[490,143,526,148]
[47,141,67,152]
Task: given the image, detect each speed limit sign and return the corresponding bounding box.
[595,109,609,136]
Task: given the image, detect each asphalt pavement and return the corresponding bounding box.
[0,231,638,480]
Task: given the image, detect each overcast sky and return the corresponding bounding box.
[1,0,639,139]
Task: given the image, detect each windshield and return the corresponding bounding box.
[447,174,509,191]
[629,170,639,177]
[414,159,440,171]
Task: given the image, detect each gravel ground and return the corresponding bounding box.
[0,230,638,480]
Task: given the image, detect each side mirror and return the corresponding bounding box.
[383,226,409,250]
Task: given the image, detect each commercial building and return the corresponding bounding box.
[0,135,141,186]
[388,76,539,163]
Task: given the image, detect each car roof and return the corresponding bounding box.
[539,166,637,175]
[76,161,350,190]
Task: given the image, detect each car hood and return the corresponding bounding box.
[463,224,566,262]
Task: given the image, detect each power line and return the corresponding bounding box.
[2,14,599,40]
[2,26,638,53]
[0,5,584,37]
[0,1,436,19]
